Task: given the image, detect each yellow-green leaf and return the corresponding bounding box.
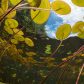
[9,0,20,5]
[4,26,13,34]
[11,39,19,44]
[56,24,71,40]
[13,29,24,35]
[72,21,84,33]
[51,1,71,15]
[1,0,8,11]
[27,0,41,7]
[0,8,4,18]
[30,0,50,24]
[71,0,84,7]
[14,35,24,41]
[6,8,16,18]
[78,29,84,38]
[25,38,34,47]
[5,19,18,28]
[26,52,37,56]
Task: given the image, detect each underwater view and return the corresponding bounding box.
[0,0,84,84]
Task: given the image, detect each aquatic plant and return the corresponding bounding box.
[0,0,84,84]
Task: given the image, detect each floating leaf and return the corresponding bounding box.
[14,35,24,41]
[13,29,24,35]
[5,19,18,28]
[26,52,37,56]
[62,58,67,61]
[25,38,34,47]
[56,24,71,40]
[81,54,84,57]
[30,0,50,24]
[72,21,84,33]
[4,26,13,34]
[78,29,84,38]
[75,59,83,63]
[0,8,4,18]
[6,8,16,18]
[51,1,71,15]
[27,0,41,7]
[11,39,19,44]
[71,0,84,7]
[1,0,8,11]
[9,0,20,5]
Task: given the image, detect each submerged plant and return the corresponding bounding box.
[0,0,84,84]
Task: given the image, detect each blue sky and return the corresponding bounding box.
[45,0,84,39]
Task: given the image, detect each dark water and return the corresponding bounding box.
[0,36,84,84]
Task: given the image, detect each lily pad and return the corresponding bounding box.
[78,29,84,38]
[13,29,24,35]
[1,0,8,11]
[30,0,50,24]
[25,38,34,47]
[9,0,20,5]
[51,1,71,15]
[14,35,24,41]
[72,21,84,33]
[4,26,13,34]
[56,24,71,40]
[71,0,84,7]
[5,19,18,28]
[27,0,41,7]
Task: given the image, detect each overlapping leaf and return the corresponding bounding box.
[30,0,50,24]
[9,0,20,5]
[72,21,84,33]
[4,26,13,34]
[27,0,41,7]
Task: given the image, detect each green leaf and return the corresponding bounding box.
[14,35,24,41]
[5,19,18,28]
[30,0,50,24]
[56,24,71,40]
[71,0,84,7]
[9,0,20,5]
[72,21,84,33]
[51,1,71,15]
[27,0,41,7]
[25,38,34,47]
[1,0,8,11]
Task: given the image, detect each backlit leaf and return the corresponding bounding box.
[11,39,19,44]
[56,24,71,40]
[5,19,18,28]
[4,26,13,34]
[9,0,20,5]
[6,8,16,18]
[30,0,50,24]
[78,29,84,38]
[25,38,34,47]
[13,29,24,35]
[14,35,24,41]
[72,21,84,33]
[0,8,4,18]
[1,0,8,11]
[71,0,84,7]
[51,1,71,15]
[62,58,67,61]
[27,0,41,7]
[26,52,37,56]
